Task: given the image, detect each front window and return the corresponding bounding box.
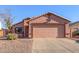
[74,28,79,30]
[15,27,23,34]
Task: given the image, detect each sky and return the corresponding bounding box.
[0,5,79,27]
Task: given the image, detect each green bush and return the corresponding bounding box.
[73,30,79,36]
[7,33,17,40]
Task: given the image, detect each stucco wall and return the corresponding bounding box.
[30,14,69,24]
[0,30,4,37]
[29,15,70,38]
[65,23,71,38]
[70,24,79,38]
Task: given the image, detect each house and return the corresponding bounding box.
[0,29,7,37]
[12,17,31,38]
[12,12,71,38]
[69,21,79,38]
[0,21,8,37]
[0,30,4,37]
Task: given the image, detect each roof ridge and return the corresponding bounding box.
[31,12,70,22]
[70,21,79,26]
[13,12,70,26]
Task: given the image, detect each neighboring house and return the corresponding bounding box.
[0,21,8,37]
[0,30,4,37]
[12,12,70,38]
[69,21,79,38]
[0,29,7,37]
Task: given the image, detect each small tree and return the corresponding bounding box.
[0,9,17,40]
[4,16,12,33]
[73,30,79,36]
[0,9,13,32]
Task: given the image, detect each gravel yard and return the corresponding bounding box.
[0,38,79,53]
[0,39,33,53]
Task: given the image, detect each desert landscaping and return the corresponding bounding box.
[0,8,79,53]
[0,38,79,53]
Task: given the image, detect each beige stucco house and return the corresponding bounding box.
[0,29,7,37]
[12,12,71,38]
[69,21,79,38]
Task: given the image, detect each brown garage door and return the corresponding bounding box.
[32,24,65,38]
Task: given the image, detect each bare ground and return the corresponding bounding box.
[0,38,79,53]
[0,39,33,53]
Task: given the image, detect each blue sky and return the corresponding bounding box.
[0,5,79,25]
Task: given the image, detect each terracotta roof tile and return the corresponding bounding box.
[13,12,70,26]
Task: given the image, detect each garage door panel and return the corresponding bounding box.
[33,24,64,38]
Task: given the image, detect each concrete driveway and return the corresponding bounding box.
[32,38,79,53]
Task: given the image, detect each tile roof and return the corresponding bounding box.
[13,12,70,26]
[70,21,79,26]
[31,12,71,22]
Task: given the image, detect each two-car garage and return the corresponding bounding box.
[28,12,70,38]
[32,24,65,38]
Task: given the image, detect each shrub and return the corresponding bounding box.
[7,33,17,40]
[73,30,79,36]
